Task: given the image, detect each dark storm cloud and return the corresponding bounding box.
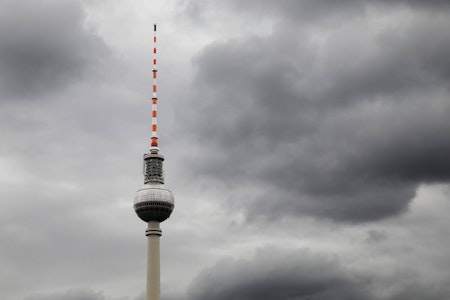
[0,0,109,99]
[181,3,450,222]
[186,246,450,300]
[186,0,450,29]
[229,0,364,23]
[225,0,450,16]
[187,247,370,300]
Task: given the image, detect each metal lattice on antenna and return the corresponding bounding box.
[150,23,159,154]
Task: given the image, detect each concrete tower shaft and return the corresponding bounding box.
[146,221,161,300]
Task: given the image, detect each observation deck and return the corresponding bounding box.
[134,183,174,222]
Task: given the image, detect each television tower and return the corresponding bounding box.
[133,24,174,300]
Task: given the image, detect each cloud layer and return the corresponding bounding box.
[0,0,108,99]
[185,245,450,300]
[180,1,450,223]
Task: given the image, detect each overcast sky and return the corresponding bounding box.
[1,0,450,299]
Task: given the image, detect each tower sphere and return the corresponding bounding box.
[134,184,174,222]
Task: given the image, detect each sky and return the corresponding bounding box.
[1,0,450,299]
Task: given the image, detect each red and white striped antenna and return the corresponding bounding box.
[150,23,159,154]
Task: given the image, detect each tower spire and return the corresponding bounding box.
[134,24,174,300]
[150,23,159,154]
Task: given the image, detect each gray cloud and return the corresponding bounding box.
[186,0,450,29]
[179,3,450,223]
[0,0,109,99]
[23,288,105,300]
[225,0,450,17]
[186,246,448,300]
[0,3,140,298]
[188,247,370,300]
[365,229,388,244]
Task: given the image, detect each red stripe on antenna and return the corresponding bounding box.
[150,24,159,153]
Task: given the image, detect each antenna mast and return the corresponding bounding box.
[150,23,159,154]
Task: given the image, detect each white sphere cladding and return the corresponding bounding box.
[134,184,174,223]
[134,184,174,205]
